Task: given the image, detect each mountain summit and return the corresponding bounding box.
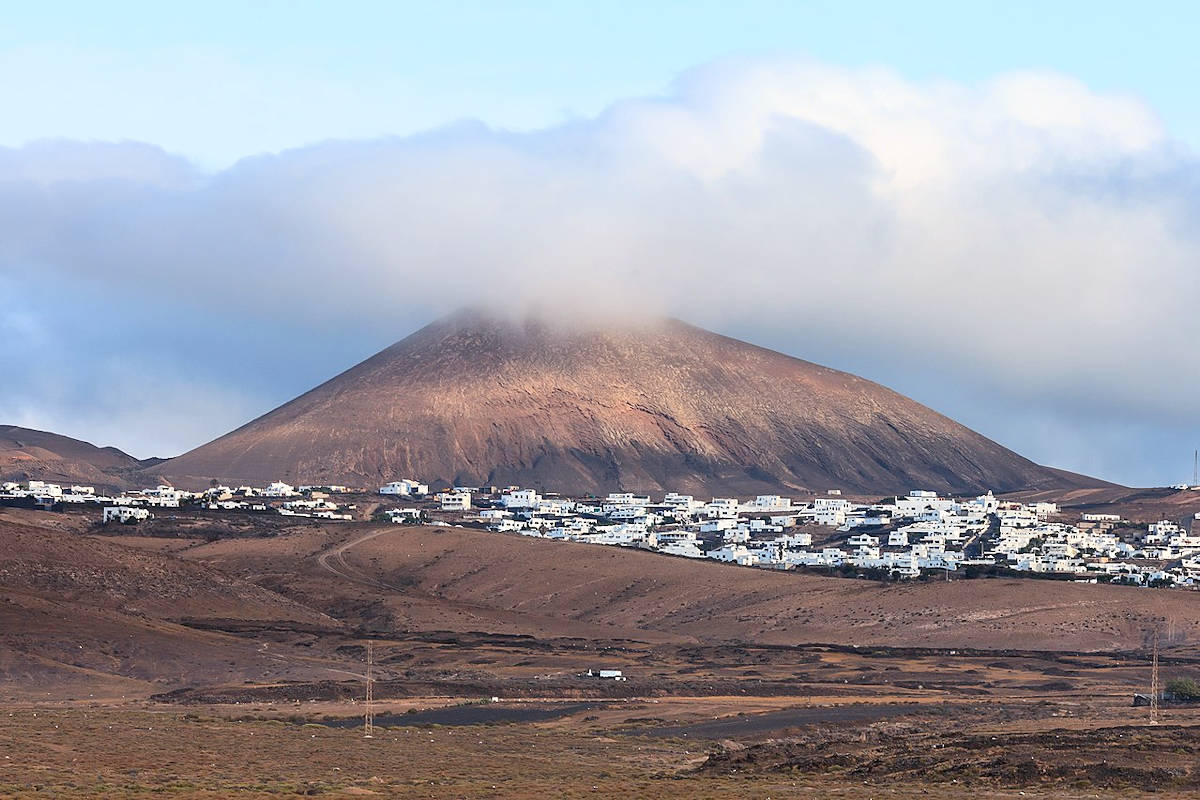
[155,308,1097,494]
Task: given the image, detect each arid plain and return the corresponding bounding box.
[4,504,1200,798]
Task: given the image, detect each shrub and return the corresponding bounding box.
[1166,677,1200,700]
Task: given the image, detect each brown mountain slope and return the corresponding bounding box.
[0,424,149,490]
[156,309,1105,494]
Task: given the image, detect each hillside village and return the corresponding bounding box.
[407,484,1200,588]
[0,479,357,522]
[6,475,1200,589]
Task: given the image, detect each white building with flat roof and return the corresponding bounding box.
[440,490,471,511]
[501,489,541,509]
[380,479,428,496]
[103,506,151,524]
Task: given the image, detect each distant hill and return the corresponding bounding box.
[154,308,1109,495]
[0,425,151,490]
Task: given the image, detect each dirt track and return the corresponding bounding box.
[315,526,400,590]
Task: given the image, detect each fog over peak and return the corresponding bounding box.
[2,57,1198,485]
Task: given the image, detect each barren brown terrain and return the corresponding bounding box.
[186,518,1200,651]
[6,506,1198,701]
[6,505,1200,797]
[152,309,1106,494]
[9,704,1200,799]
[0,509,349,701]
[0,425,154,490]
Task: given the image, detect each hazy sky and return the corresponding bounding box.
[3,2,1199,486]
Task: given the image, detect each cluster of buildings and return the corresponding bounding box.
[1,480,190,512]
[0,479,358,522]
[379,481,1200,588]
[7,472,1199,588]
[989,513,1200,585]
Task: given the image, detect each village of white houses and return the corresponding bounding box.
[7,476,1200,588]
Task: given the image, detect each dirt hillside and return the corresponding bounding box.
[0,425,151,490]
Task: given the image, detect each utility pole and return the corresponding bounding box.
[1193,449,1197,487]
[1150,630,1160,725]
[364,640,375,738]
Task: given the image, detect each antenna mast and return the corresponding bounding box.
[1150,630,1160,725]
[364,640,375,738]
[1193,449,1197,486]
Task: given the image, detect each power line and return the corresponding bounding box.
[364,640,375,738]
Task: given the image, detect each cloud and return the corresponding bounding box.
[0,140,200,187]
[2,57,1198,483]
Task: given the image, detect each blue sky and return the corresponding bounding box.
[4,2,1200,487]
[5,1,1199,167]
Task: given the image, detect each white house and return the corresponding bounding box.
[894,490,956,519]
[605,493,649,506]
[776,531,812,548]
[657,530,699,545]
[659,540,705,558]
[707,544,759,566]
[662,492,702,512]
[440,491,471,511]
[845,513,891,529]
[264,481,296,497]
[813,501,849,527]
[103,506,151,524]
[813,497,850,511]
[1150,520,1182,538]
[607,505,649,521]
[145,485,188,507]
[501,489,541,509]
[752,495,791,512]
[535,498,574,515]
[380,479,428,496]
[705,498,741,518]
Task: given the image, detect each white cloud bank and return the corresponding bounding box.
[2,58,1198,483]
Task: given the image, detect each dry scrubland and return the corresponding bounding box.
[6,706,1200,798]
[4,507,1200,797]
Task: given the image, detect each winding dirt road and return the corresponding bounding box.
[315,527,406,591]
